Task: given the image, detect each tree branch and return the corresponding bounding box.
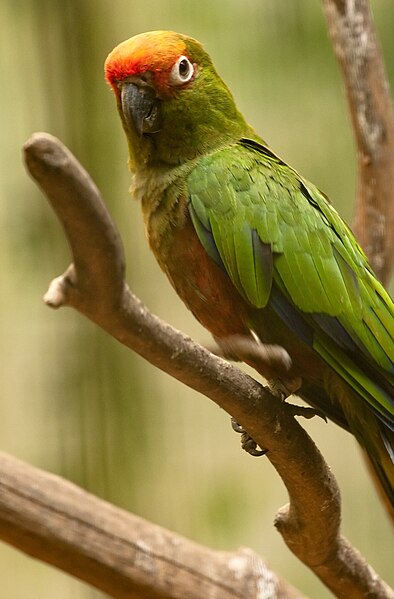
[0,451,304,599]
[20,132,393,598]
[322,0,394,285]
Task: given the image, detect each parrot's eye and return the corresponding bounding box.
[169,56,194,86]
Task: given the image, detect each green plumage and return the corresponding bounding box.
[187,141,394,422]
[105,30,394,517]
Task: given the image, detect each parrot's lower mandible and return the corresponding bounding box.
[105,31,394,518]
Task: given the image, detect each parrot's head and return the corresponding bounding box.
[105,31,249,169]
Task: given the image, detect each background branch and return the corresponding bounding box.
[0,451,305,599]
[322,0,394,284]
[20,132,393,598]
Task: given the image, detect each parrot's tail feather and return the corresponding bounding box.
[348,405,394,522]
[300,384,394,522]
[381,427,394,463]
[363,432,394,525]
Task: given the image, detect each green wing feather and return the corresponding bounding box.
[186,139,394,431]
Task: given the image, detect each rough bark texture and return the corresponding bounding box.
[0,452,304,599]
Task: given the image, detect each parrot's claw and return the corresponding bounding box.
[230,417,267,457]
[230,418,245,434]
[268,380,326,421]
[286,404,327,422]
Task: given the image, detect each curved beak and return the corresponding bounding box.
[120,81,161,137]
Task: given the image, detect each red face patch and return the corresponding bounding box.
[105,31,187,95]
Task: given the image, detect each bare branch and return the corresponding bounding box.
[0,452,306,599]
[21,132,393,598]
[322,0,394,284]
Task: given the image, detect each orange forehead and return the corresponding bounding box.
[105,31,187,88]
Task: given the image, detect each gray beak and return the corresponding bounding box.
[120,82,161,137]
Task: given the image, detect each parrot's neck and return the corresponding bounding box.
[127,122,254,171]
[131,159,193,217]
[129,161,191,265]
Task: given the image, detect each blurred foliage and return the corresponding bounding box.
[0,1,393,597]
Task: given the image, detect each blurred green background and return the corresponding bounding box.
[0,1,393,597]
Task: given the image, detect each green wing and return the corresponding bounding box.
[187,139,394,432]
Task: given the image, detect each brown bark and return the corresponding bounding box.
[0,452,304,599]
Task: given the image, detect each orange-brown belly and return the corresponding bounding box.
[149,210,250,339]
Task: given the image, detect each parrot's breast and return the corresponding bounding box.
[143,195,250,339]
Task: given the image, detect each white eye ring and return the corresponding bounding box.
[169,55,194,86]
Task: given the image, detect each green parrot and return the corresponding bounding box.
[105,31,394,516]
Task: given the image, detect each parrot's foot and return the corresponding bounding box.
[268,379,326,422]
[210,334,292,381]
[230,417,267,457]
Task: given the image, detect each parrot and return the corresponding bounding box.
[104,31,394,516]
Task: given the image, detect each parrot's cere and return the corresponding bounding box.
[105,31,394,513]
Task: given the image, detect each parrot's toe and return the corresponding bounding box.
[268,379,327,421]
[230,417,267,457]
[285,404,328,422]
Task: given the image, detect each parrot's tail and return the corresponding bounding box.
[300,382,394,524]
[363,424,394,525]
[344,390,394,524]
